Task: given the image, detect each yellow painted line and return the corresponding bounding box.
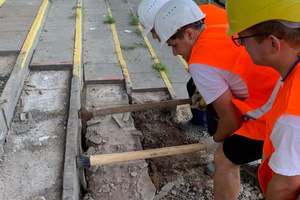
[73,0,82,79]
[106,2,133,94]
[0,0,5,7]
[19,0,49,68]
[137,23,176,98]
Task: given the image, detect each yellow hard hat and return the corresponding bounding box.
[226,0,300,35]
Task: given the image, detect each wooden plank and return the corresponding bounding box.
[90,98,191,117]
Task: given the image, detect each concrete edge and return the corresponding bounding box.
[62,78,82,200]
[85,79,124,85]
[0,51,19,56]
[30,63,73,71]
[0,0,50,155]
[132,87,168,93]
[62,0,83,199]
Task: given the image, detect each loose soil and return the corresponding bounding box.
[133,109,264,200]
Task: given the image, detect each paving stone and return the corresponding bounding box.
[130,72,166,91]
[30,0,76,67]
[171,83,190,99]
[86,84,129,109]
[0,0,41,51]
[110,0,166,91]
[84,63,123,84]
[83,0,121,82]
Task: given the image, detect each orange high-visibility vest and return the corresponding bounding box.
[258,63,300,193]
[189,4,279,140]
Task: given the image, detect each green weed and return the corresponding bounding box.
[129,13,139,26]
[103,15,115,24]
[153,63,169,74]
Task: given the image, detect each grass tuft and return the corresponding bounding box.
[103,15,115,24]
[153,63,169,74]
[129,13,139,26]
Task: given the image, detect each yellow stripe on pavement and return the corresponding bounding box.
[106,2,133,95]
[73,0,82,80]
[0,0,5,7]
[19,0,49,68]
[137,23,177,98]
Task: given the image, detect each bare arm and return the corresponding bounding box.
[266,173,300,200]
[212,89,243,142]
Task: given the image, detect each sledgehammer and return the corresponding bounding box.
[79,99,192,135]
[79,98,192,125]
[77,143,207,168]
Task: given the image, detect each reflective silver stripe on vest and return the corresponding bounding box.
[245,78,282,119]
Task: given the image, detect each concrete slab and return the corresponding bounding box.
[86,84,129,109]
[84,63,123,84]
[0,0,41,51]
[109,0,166,91]
[0,117,66,200]
[0,68,69,200]
[30,0,76,67]
[130,72,166,92]
[83,29,119,64]
[0,31,28,52]
[171,83,190,100]
[21,71,70,113]
[83,0,121,83]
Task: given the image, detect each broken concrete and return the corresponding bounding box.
[84,84,156,200]
[0,71,70,200]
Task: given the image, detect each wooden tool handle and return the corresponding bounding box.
[92,98,192,117]
[89,143,207,166]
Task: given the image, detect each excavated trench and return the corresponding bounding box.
[132,109,264,200]
[81,92,263,200]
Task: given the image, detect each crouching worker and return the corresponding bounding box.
[154,0,279,199]
[227,0,300,199]
[138,0,208,130]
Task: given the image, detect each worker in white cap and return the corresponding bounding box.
[138,0,208,132]
[154,0,279,199]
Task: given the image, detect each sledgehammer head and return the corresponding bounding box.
[77,154,91,169]
[79,107,93,135]
[79,107,93,123]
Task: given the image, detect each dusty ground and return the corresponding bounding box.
[0,71,70,200]
[133,109,264,200]
[0,53,16,95]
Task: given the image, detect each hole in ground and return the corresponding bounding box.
[132,109,263,200]
[132,109,214,199]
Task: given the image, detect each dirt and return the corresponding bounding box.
[133,109,264,200]
[0,53,16,94]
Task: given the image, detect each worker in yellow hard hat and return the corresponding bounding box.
[227,0,300,199]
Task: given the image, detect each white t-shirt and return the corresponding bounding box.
[269,114,300,176]
[189,63,248,104]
